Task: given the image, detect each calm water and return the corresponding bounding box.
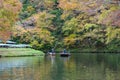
[0,53,120,80]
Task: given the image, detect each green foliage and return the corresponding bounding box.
[64,34,77,48]
[50,9,63,26]
[0,9,15,26]
[106,27,120,44]
[12,26,54,51]
[19,0,35,19]
[31,40,41,50]
[37,11,55,29]
[107,39,120,51]
[31,40,52,51]
[84,23,99,31]
[62,18,78,36]
[0,48,44,57]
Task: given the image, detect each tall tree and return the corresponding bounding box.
[0,0,22,42]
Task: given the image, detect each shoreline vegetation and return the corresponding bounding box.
[55,48,120,53]
[0,48,44,57]
[0,47,119,58]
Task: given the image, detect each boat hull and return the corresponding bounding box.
[48,52,56,56]
[60,53,70,57]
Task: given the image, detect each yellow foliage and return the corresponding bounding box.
[0,31,11,43]
[32,28,54,43]
[27,6,35,12]
[61,12,70,20]
[64,34,76,47]
[106,27,120,44]
[3,0,22,13]
[0,0,21,41]
[59,0,78,11]
[36,11,55,28]
[44,0,54,8]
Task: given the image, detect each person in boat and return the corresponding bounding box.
[48,48,55,55]
[48,48,54,55]
[51,48,55,54]
[63,49,67,54]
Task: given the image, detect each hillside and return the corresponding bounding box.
[0,0,120,51]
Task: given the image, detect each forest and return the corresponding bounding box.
[0,0,120,52]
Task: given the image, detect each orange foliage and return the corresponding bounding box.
[3,0,22,12]
[0,0,22,42]
[100,10,120,27]
[0,0,3,8]
[111,10,120,26]
[59,0,78,11]
[44,0,54,9]
[0,31,12,43]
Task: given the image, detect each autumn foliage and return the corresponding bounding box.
[1,0,120,51]
[0,0,22,42]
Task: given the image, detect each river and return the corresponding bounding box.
[0,53,120,80]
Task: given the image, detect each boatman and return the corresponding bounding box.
[51,48,55,54]
[63,49,67,54]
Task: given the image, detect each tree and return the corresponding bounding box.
[0,0,22,42]
[62,18,78,36]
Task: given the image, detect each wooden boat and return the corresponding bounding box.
[47,52,56,56]
[60,53,70,57]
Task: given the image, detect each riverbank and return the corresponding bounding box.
[55,48,120,53]
[0,48,44,57]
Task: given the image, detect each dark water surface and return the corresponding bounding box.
[0,53,120,80]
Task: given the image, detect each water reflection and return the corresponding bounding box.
[46,55,56,65]
[0,57,44,80]
[0,54,120,80]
